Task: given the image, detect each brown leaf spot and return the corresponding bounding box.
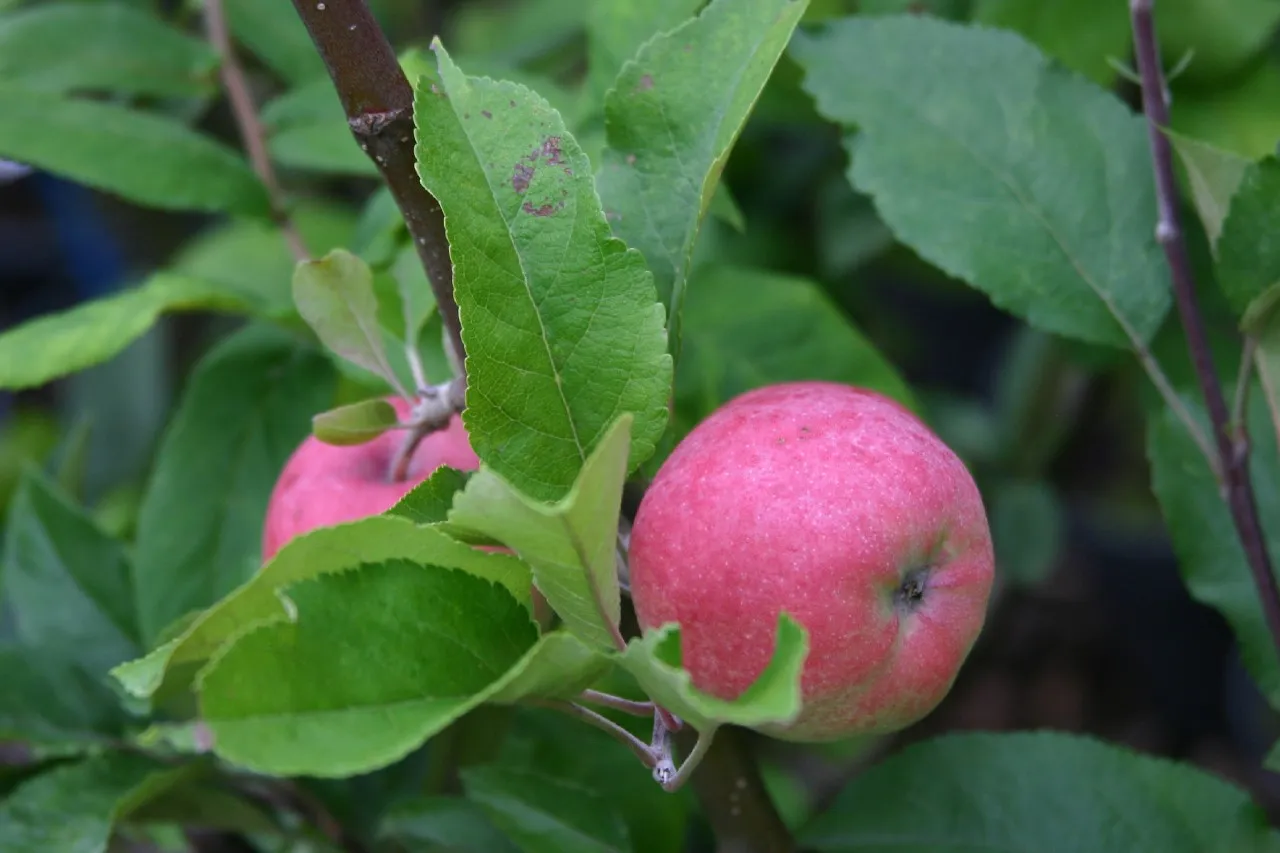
[636,73,654,92]
[512,162,534,194]
[626,153,637,166]
[482,109,493,119]
[522,201,560,217]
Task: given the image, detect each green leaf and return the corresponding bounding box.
[114,516,532,699]
[0,647,129,747]
[0,753,185,853]
[0,2,218,97]
[620,613,807,733]
[596,0,809,355]
[294,249,407,395]
[1169,132,1251,250]
[261,76,344,130]
[269,122,377,177]
[222,0,325,85]
[390,243,438,349]
[800,731,1280,852]
[1217,157,1280,317]
[1148,391,1280,706]
[132,325,336,645]
[388,466,473,525]
[197,560,538,777]
[312,399,402,446]
[2,469,140,677]
[413,43,672,501]
[1170,60,1280,160]
[989,479,1063,587]
[1156,0,1280,84]
[972,0,1130,85]
[792,16,1172,348]
[448,415,632,649]
[0,274,250,391]
[0,87,268,215]
[379,796,520,853]
[584,0,704,107]
[462,766,632,853]
[677,265,915,430]
[487,631,613,704]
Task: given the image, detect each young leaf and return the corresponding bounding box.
[0,274,249,391]
[413,43,672,501]
[596,0,809,354]
[221,0,325,85]
[1168,132,1251,250]
[791,16,1172,348]
[312,399,402,446]
[294,249,407,396]
[390,243,439,349]
[132,325,336,645]
[379,796,520,853]
[1148,391,1280,707]
[388,466,473,525]
[584,0,704,107]
[801,731,1279,852]
[0,753,185,853]
[972,0,1130,85]
[1217,157,1280,317]
[0,87,269,215]
[461,766,633,853]
[0,646,130,747]
[2,469,140,677]
[197,560,539,777]
[447,414,633,650]
[619,613,807,733]
[0,2,218,98]
[114,516,532,700]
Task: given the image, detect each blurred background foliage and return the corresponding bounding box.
[2,0,1280,840]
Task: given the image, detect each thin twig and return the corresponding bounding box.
[288,0,466,379]
[1233,335,1258,430]
[1131,0,1280,653]
[578,689,656,717]
[204,0,309,262]
[534,701,659,769]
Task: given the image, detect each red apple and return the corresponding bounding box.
[628,381,994,741]
[261,396,479,561]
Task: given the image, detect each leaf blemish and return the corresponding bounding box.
[482,109,493,119]
[522,201,561,217]
[512,162,534,194]
[636,73,654,92]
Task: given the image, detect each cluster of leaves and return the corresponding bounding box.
[1,0,1280,851]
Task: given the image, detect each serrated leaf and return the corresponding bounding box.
[462,766,632,853]
[0,753,185,853]
[677,265,914,432]
[0,274,249,391]
[132,325,336,645]
[584,0,704,107]
[487,631,612,703]
[0,87,268,215]
[294,249,406,395]
[1169,132,1250,250]
[222,0,324,85]
[596,0,809,356]
[1148,391,1280,706]
[388,467,473,525]
[0,646,129,747]
[2,469,140,677]
[114,515,532,699]
[379,796,520,853]
[312,399,402,446]
[801,731,1279,852]
[0,2,218,98]
[972,0,1130,85]
[448,415,632,649]
[413,43,672,502]
[198,560,539,777]
[1217,157,1280,317]
[792,16,1172,348]
[620,613,806,733]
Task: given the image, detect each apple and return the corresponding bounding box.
[627,381,994,741]
[261,396,479,561]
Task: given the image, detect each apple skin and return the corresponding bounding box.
[628,381,994,741]
[261,396,480,561]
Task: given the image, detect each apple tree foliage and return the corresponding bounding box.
[0,0,1278,850]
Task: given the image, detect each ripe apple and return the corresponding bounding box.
[628,381,994,741]
[261,396,479,561]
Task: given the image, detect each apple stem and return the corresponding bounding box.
[577,690,655,717]
[386,378,466,482]
[659,725,717,793]
[534,700,661,770]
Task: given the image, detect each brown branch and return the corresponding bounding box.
[287,0,466,379]
[204,0,308,262]
[1131,0,1280,653]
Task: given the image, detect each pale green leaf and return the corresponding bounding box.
[413,43,672,501]
[448,415,632,649]
[584,0,704,107]
[1169,132,1250,250]
[792,16,1172,348]
[198,560,538,777]
[132,325,336,645]
[487,631,613,704]
[1217,157,1280,317]
[462,766,632,853]
[972,0,1130,85]
[801,731,1280,852]
[1170,60,1280,161]
[312,398,402,446]
[1156,0,1280,84]
[620,613,806,733]
[0,87,268,215]
[0,2,217,97]
[597,0,809,354]
[390,243,438,348]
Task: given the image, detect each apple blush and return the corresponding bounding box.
[628,381,995,741]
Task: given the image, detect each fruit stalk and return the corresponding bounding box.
[1130,0,1280,654]
[288,0,466,379]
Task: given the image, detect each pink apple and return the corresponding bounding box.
[262,396,479,561]
[628,381,994,741]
